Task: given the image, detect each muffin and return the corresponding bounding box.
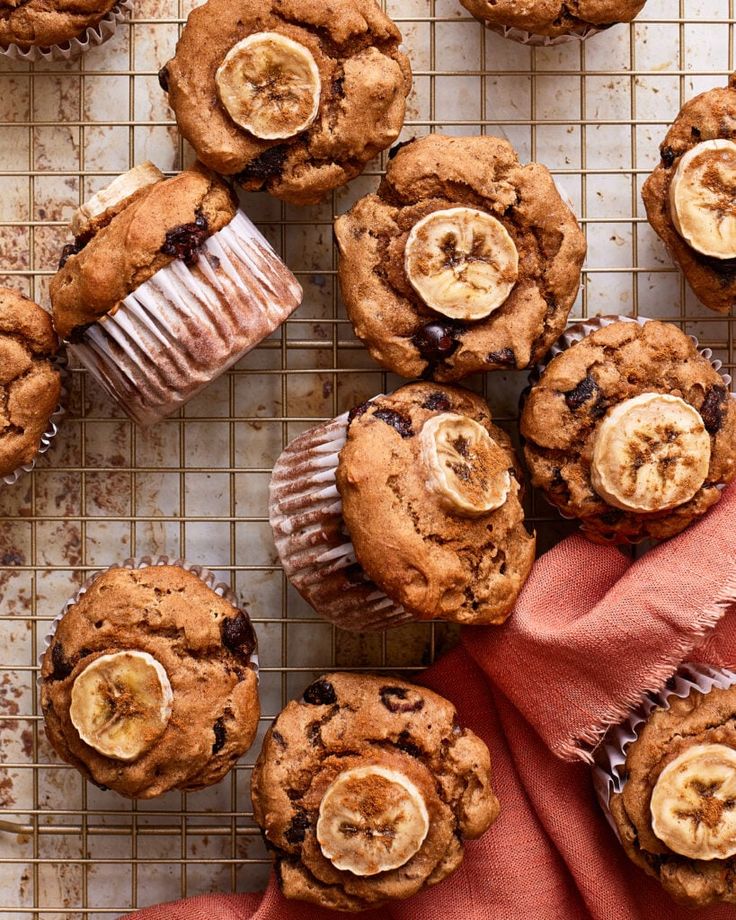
[160,0,412,206]
[252,672,500,911]
[41,560,260,799]
[458,0,647,41]
[0,287,63,485]
[50,162,302,426]
[0,0,130,61]
[270,381,536,631]
[521,318,736,544]
[596,665,736,908]
[334,135,586,381]
[642,74,736,314]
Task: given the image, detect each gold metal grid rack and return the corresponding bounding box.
[0,0,734,915]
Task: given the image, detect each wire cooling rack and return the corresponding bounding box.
[0,0,734,915]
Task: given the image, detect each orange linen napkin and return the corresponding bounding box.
[129,485,736,920]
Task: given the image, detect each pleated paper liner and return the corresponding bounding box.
[485,21,604,46]
[269,407,416,632]
[69,210,303,427]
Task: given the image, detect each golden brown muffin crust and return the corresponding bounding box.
[50,165,238,340]
[251,672,499,911]
[0,0,120,49]
[337,382,536,624]
[335,134,587,381]
[642,74,736,314]
[162,0,411,206]
[457,0,646,37]
[0,287,61,478]
[41,565,260,799]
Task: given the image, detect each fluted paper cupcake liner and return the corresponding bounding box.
[2,352,69,489]
[592,663,736,842]
[486,21,605,46]
[69,210,303,426]
[269,407,415,632]
[0,0,132,63]
[40,554,259,680]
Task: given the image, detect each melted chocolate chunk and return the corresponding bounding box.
[221,612,256,660]
[488,347,516,367]
[564,375,599,411]
[158,65,170,93]
[700,385,728,434]
[661,145,676,168]
[412,321,461,366]
[380,685,425,713]
[373,408,414,438]
[396,729,422,759]
[303,679,336,705]
[421,391,452,412]
[58,241,83,269]
[285,811,310,845]
[271,729,287,747]
[212,717,226,754]
[388,137,417,160]
[691,125,702,140]
[160,210,209,265]
[347,401,371,426]
[49,642,73,681]
[236,145,289,183]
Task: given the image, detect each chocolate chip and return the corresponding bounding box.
[212,717,226,754]
[160,210,209,265]
[50,642,73,681]
[236,145,289,183]
[564,375,599,411]
[691,125,702,140]
[396,730,422,759]
[157,65,170,93]
[347,401,371,425]
[58,241,82,269]
[488,347,516,367]
[221,612,256,661]
[412,321,461,366]
[285,811,310,844]
[373,408,414,438]
[661,145,676,168]
[303,679,336,705]
[387,137,416,160]
[421,391,452,412]
[271,729,287,748]
[700,385,728,434]
[380,685,425,713]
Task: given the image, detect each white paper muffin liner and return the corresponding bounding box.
[40,554,259,680]
[0,0,132,63]
[68,209,303,427]
[524,313,735,543]
[269,403,416,632]
[592,663,736,842]
[2,352,69,489]
[485,21,604,46]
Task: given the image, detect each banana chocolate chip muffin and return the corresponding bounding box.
[521,319,736,544]
[270,381,536,631]
[458,0,647,39]
[606,675,736,908]
[41,562,260,799]
[0,287,63,483]
[642,74,736,314]
[160,0,412,206]
[0,0,124,56]
[50,162,302,426]
[335,135,586,381]
[252,672,500,911]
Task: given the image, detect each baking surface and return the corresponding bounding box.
[0,0,734,915]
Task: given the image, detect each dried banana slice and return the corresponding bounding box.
[404,207,518,321]
[71,163,164,238]
[215,32,321,140]
[420,412,512,516]
[316,765,430,875]
[69,650,174,762]
[590,393,710,513]
[670,139,736,259]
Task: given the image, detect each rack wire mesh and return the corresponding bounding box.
[0,0,734,914]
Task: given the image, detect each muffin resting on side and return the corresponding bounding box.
[642,74,736,314]
[457,0,646,38]
[252,672,500,912]
[0,0,122,51]
[521,319,736,544]
[161,0,412,206]
[0,287,62,480]
[335,135,586,381]
[41,563,260,799]
[608,681,736,908]
[50,162,302,425]
[270,382,536,631]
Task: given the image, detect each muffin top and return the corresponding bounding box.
[609,683,736,908]
[251,672,499,911]
[642,74,736,315]
[0,0,120,49]
[161,0,412,206]
[457,0,646,37]
[0,288,61,479]
[50,163,237,340]
[41,564,260,799]
[336,382,536,624]
[521,319,736,544]
[335,134,586,382]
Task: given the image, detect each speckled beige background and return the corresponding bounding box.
[0,0,734,915]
